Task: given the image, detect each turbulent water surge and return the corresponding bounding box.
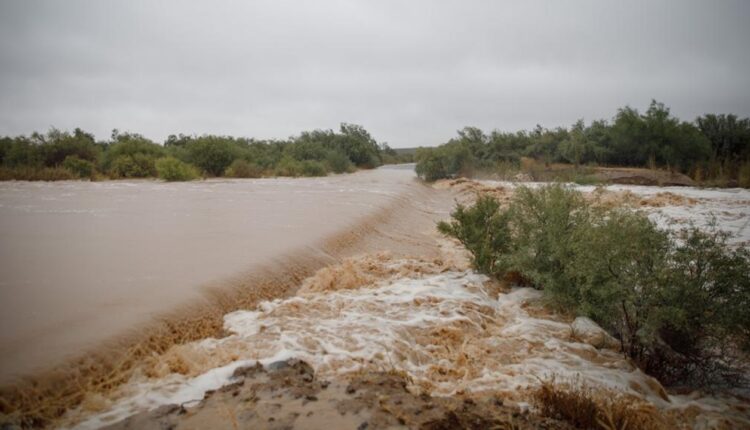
[0,166,451,383]
[61,179,749,430]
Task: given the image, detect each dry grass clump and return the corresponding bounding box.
[639,192,699,207]
[298,252,448,294]
[433,178,513,205]
[532,379,670,430]
[0,166,78,181]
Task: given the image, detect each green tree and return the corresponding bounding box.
[185,136,241,176]
[696,113,750,161]
[337,123,382,167]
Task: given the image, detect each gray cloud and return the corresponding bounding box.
[1,0,749,147]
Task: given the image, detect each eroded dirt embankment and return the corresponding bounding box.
[0,174,459,428]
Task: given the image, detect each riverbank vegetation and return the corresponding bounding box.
[0,124,411,181]
[439,185,750,387]
[417,101,750,187]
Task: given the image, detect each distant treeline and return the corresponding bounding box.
[416,100,750,187]
[0,124,412,181]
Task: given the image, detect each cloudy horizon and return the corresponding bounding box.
[1,0,749,147]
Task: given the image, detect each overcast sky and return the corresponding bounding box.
[1,1,749,147]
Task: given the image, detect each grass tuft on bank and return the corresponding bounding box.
[532,379,668,430]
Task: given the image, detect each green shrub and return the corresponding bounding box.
[42,128,101,167]
[224,159,263,178]
[274,156,303,177]
[104,133,164,171]
[503,186,592,300]
[415,142,473,181]
[62,155,95,179]
[110,154,157,178]
[440,185,750,385]
[186,137,240,176]
[324,150,354,173]
[2,137,45,167]
[437,196,511,278]
[155,157,199,181]
[415,151,449,181]
[337,123,382,168]
[300,160,327,177]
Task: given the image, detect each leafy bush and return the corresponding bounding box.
[437,196,511,277]
[104,133,164,168]
[1,138,45,167]
[440,185,750,385]
[186,137,241,176]
[324,150,354,173]
[110,154,157,178]
[415,142,474,181]
[42,128,100,167]
[224,159,263,178]
[300,160,327,177]
[62,155,95,179]
[274,156,303,177]
[415,151,449,181]
[155,157,199,181]
[337,123,382,168]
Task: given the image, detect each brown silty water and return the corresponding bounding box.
[0,165,455,385]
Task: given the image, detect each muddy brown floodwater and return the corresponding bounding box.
[0,165,451,384]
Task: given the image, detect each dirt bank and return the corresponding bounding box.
[103,359,573,430]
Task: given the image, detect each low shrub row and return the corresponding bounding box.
[416,101,750,187]
[0,123,403,181]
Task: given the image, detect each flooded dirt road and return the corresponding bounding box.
[0,166,452,383]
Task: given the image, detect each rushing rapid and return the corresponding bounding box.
[0,166,450,383]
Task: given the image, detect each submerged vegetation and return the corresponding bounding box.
[0,124,411,181]
[439,185,750,386]
[417,100,750,187]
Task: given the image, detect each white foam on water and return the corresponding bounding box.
[70,269,750,429]
[478,180,750,245]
